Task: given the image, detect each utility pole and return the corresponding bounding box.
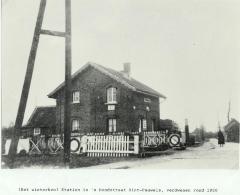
[146,106,150,131]
[227,101,231,123]
[8,0,72,166]
[89,79,97,131]
[63,0,72,164]
[94,87,97,131]
[8,0,47,165]
[184,119,190,146]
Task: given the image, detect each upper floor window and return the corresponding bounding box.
[72,119,80,131]
[144,98,151,103]
[107,87,117,103]
[72,91,80,103]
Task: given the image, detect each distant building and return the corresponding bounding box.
[24,62,166,135]
[224,119,239,143]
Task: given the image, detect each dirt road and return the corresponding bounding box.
[89,139,239,169]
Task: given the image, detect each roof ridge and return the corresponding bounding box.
[25,106,56,126]
[48,62,166,98]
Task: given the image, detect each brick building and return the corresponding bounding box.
[26,62,166,135]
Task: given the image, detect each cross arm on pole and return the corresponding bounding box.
[40,29,66,37]
[8,0,73,167]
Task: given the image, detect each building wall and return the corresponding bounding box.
[226,125,239,143]
[54,66,160,134]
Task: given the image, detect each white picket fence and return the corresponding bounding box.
[4,131,177,157]
[86,135,139,157]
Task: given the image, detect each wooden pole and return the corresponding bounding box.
[8,0,47,164]
[8,0,72,167]
[185,119,190,146]
[227,101,231,123]
[63,0,72,164]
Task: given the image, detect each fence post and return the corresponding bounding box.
[81,136,87,153]
[134,135,139,154]
[126,136,129,156]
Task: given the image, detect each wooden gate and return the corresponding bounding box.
[143,131,167,148]
[86,135,139,157]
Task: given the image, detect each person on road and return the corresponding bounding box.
[218,130,225,147]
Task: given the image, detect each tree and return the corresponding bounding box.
[193,125,206,142]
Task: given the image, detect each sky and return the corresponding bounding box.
[1,0,240,132]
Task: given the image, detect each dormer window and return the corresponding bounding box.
[72,91,80,103]
[107,87,117,103]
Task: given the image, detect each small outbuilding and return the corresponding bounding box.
[21,106,56,137]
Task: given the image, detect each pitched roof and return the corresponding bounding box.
[23,106,56,129]
[48,62,166,98]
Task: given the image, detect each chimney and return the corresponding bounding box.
[123,62,131,78]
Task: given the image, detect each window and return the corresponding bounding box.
[139,119,147,132]
[143,119,147,130]
[144,98,151,103]
[34,128,41,136]
[108,119,116,132]
[107,87,117,103]
[72,119,80,131]
[72,91,80,103]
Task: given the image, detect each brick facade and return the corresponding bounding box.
[52,66,160,134]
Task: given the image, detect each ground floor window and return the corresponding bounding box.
[34,128,41,136]
[72,119,80,131]
[108,118,116,132]
[139,118,147,132]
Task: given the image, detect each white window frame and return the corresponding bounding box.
[72,119,80,131]
[143,119,147,130]
[108,118,116,132]
[72,91,80,103]
[144,98,151,103]
[107,87,117,104]
[139,118,147,132]
[34,128,41,136]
